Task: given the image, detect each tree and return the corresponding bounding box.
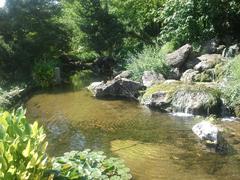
[0,0,70,80]
[78,0,124,57]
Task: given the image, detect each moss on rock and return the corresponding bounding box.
[141,81,222,115]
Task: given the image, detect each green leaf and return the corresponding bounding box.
[22,140,31,158]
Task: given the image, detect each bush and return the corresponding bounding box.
[0,108,49,179]
[126,43,173,81]
[52,150,132,180]
[222,55,240,107]
[160,0,214,45]
[160,0,240,45]
[32,59,57,88]
[70,70,93,89]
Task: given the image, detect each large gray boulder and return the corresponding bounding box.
[194,54,222,71]
[192,121,219,145]
[142,71,165,88]
[171,88,221,115]
[88,78,144,99]
[180,69,199,83]
[166,44,193,68]
[141,81,221,115]
[140,81,181,111]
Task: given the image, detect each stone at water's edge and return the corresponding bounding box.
[192,121,219,145]
[140,80,180,111]
[166,44,193,68]
[141,81,222,116]
[142,71,165,88]
[88,78,145,99]
[171,89,221,115]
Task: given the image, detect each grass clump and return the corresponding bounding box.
[222,55,240,108]
[126,42,175,81]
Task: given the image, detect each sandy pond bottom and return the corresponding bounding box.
[25,87,240,180]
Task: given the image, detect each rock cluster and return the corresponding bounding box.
[88,40,240,117]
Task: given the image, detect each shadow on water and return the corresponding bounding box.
[25,86,240,180]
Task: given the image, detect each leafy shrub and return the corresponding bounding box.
[126,44,173,80]
[32,59,57,88]
[52,150,132,180]
[0,108,49,179]
[160,0,214,45]
[160,0,240,45]
[222,55,240,107]
[70,70,93,89]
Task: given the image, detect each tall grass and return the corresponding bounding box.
[126,42,174,81]
[223,55,240,107]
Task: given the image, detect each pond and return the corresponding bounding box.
[25,86,240,180]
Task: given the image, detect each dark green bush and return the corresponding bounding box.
[70,70,93,89]
[32,59,57,88]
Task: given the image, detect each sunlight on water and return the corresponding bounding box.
[26,87,240,180]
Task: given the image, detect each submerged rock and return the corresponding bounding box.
[166,44,193,68]
[88,78,144,99]
[142,71,165,88]
[192,121,219,145]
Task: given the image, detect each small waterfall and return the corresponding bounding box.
[171,105,193,117]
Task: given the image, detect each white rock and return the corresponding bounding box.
[192,121,219,144]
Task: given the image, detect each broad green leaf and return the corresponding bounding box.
[22,140,31,158]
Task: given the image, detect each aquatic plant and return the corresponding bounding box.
[52,150,132,180]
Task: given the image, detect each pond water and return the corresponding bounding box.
[25,87,240,180]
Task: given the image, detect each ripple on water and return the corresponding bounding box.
[25,87,240,180]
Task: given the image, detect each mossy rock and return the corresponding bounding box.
[172,87,221,115]
[141,80,182,111]
[194,70,214,82]
[141,81,222,115]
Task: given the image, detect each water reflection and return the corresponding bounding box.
[25,87,240,180]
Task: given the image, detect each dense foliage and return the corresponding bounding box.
[160,0,240,45]
[0,0,70,81]
[0,108,49,179]
[1,0,240,83]
[52,150,132,179]
[33,59,57,88]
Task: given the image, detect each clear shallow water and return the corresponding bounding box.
[25,87,240,180]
